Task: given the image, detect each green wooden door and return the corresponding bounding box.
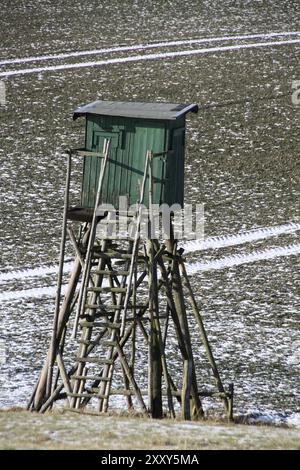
[129,120,167,207]
[81,130,122,208]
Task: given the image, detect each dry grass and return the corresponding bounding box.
[0,408,299,450]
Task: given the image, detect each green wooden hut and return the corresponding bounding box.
[72,100,198,210]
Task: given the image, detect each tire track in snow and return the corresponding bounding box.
[1,243,300,302]
[0,285,67,302]
[1,31,300,66]
[0,262,73,284]
[0,221,299,285]
[186,243,300,274]
[1,38,300,77]
[182,221,300,252]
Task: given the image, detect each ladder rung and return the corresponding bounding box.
[85,304,145,310]
[66,393,98,398]
[67,392,107,399]
[87,286,127,293]
[126,315,168,322]
[88,388,109,396]
[87,313,112,318]
[83,304,112,312]
[109,388,134,396]
[78,339,102,346]
[85,304,122,310]
[99,237,134,241]
[71,375,111,382]
[93,252,134,260]
[80,311,112,320]
[79,320,121,329]
[76,357,114,365]
[94,247,130,254]
[92,270,130,276]
[101,340,117,347]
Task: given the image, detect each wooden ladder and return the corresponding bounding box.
[69,152,152,413]
[69,239,147,412]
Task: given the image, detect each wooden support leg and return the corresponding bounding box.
[33,255,82,410]
[147,240,163,419]
[56,352,72,407]
[166,239,203,420]
[156,255,194,419]
[179,258,229,414]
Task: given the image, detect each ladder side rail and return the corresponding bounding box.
[46,151,72,397]
[120,150,150,336]
[72,138,111,339]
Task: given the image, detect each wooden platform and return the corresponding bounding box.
[67,207,108,223]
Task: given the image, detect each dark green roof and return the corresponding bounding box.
[73,100,198,121]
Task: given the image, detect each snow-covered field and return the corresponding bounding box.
[0,0,300,430]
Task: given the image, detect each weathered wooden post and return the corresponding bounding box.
[29,100,232,420]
